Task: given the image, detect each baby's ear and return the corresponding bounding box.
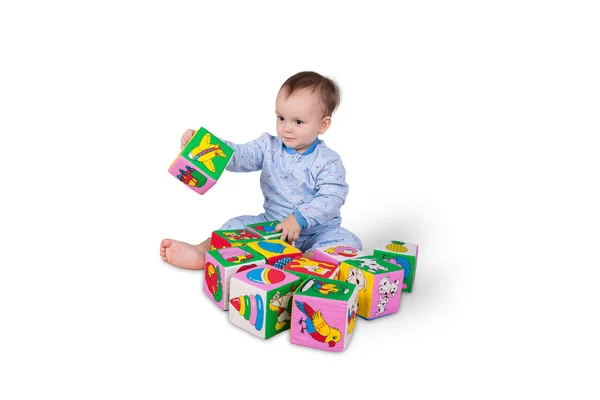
[319,116,332,134]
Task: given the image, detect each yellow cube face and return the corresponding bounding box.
[339,261,374,319]
[245,240,302,263]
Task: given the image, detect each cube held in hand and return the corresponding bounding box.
[290,277,358,352]
[203,245,267,310]
[373,240,419,293]
[339,256,404,320]
[228,267,302,339]
[168,127,234,195]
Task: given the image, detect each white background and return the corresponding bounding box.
[1,1,599,399]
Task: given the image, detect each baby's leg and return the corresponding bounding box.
[159,214,268,270]
[160,237,211,270]
[300,226,363,257]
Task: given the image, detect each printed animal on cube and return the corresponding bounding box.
[228,267,302,339]
[203,245,267,310]
[373,240,419,293]
[290,276,358,352]
[338,256,404,320]
[168,127,234,195]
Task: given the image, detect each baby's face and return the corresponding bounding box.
[275,87,329,153]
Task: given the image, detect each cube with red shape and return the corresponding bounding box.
[313,243,368,265]
[210,228,261,250]
[271,256,340,282]
[203,245,266,310]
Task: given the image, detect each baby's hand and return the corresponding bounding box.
[180,128,196,150]
[276,214,301,244]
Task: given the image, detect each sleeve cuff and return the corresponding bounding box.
[293,210,308,229]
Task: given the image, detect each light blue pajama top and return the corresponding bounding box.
[223,133,349,236]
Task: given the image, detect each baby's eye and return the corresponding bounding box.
[278,116,284,121]
[295,120,303,125]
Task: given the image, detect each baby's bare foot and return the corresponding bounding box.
[160,239,206,270]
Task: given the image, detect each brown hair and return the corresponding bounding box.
[280,71,341,117]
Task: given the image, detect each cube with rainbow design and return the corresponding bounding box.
[228,267,302,339]
[373,240,419,293]
[246,220,282,240]
[338,256,404,320]
[203,245,267,310]
[168,127,234,195]
[313,243,368,265]
[290,276,359,352]
[245,239,302,265]
[210,228,262,250]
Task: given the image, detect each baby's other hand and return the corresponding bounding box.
[180,128,196,150]
[276,214,301,244]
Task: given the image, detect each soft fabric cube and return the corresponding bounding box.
[245,239,302,265]
[246,221,282,240]
[168,127,234,195]
[228,267,301,339]
[210,229,261,250]
[339,256,404,320]
[313,244,368,265]
[271,256,339,282]
[373,240,419,293]
[203,245,267,310]
[290,277,358,352]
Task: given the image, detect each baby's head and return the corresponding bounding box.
[275,71,341,153]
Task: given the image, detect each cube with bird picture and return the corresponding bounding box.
[290,276,359,352]
[372,240,419,293]
[203,245,267,310]
[210,228,262,250]
[228,267,302,339]
[313,243,369,265]
[168,126,234,195]
[338,256,404,320]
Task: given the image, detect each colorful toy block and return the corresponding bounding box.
[313,243,368,265]
[373,240,419,293]
[228,267,302,339]
[338,256,404,320]
[246,220,282,240]
[290,277,358,352]
[271,256,339,282]
[203,245,267,310]
[245,239,302,265]
[168,127,234,195]
[210,229,261,250]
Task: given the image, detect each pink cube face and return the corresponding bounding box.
[290,295,349,352]
[169,156,216,195]
[314,244,367,265]
[368,270,404,319]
